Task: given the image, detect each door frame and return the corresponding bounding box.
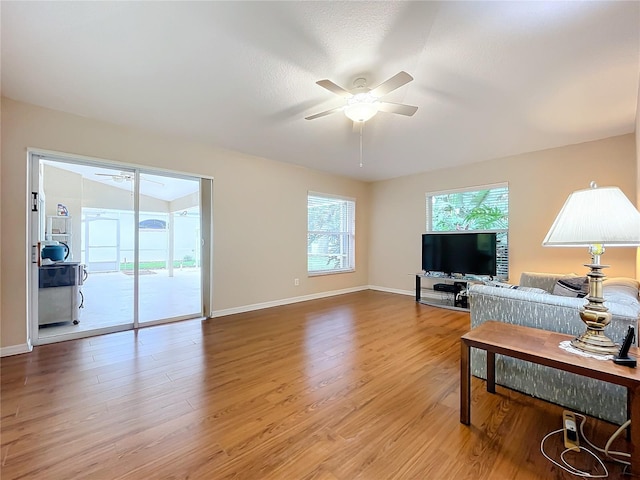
[27,148,214,346]
[84,215,121,272]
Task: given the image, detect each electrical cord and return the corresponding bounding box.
[604,422,631,466]
[575,413,631,466]
[540,429,608,478]
[541,413,633,477]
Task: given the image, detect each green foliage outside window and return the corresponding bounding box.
[428,186,509,278]
[431,188,508,231]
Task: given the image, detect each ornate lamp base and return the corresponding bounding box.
[571,327,618,355]
[570,250,618,355]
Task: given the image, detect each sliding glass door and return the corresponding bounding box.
[30,153,209,345]
[137,172,202,325]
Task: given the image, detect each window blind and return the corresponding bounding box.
[308,193,355,274]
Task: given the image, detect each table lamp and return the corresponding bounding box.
[542,182,640,354]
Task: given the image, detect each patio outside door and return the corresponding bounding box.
[137,172,202,325]
[30,154,208,345]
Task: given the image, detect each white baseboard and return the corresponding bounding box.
[367,285,414,297]
[1,340,33,357]
[211,286,370,318]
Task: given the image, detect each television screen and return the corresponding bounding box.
[421,232,497,277]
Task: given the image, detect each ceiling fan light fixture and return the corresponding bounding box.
[344,103,378,122]
[344,93,379,122]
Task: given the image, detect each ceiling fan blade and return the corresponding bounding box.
[95,173,126,183]
[377,101,418,116]
[141,176,165,186]
[316,79,352,98]
[370,71,413,97]
[305,106,344,120]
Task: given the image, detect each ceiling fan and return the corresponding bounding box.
[305,71,418,123]
[95,172,164,186]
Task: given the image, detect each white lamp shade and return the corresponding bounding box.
[542,186,640,247]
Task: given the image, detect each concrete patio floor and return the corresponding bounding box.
[38,268,202,340]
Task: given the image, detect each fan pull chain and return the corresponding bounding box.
[359,122,364,168]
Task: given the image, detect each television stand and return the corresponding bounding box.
[415,274,475,311]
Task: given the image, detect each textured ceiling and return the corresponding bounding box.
[2,1,639,182]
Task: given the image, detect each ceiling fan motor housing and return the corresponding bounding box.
[352,77,369,92]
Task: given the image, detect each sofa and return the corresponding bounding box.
[468,272,640,425]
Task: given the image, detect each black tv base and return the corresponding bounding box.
[415,274,470,311]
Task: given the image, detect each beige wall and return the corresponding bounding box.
[171,192,199,213]
[2,96,637,352]
[369,134,637,292]
[1,98,370,349]
[636,76,640,277]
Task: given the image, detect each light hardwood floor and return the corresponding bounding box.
[0,291,632,479]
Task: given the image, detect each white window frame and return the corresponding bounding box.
[425,183,509,279]
[307,192,355,276]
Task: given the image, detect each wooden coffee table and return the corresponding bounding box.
[460,321,640,474]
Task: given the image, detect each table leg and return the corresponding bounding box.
[628,388,632,442]
[460,340,470,425]
[487,351,495,394]
[629,386,640,475]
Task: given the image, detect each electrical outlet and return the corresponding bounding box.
[294,278,299,286]
[563,410,580,451]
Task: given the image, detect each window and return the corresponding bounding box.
[308,192,355,275]
[139,218,167,230]
[426,184,509,278]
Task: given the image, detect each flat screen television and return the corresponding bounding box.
[421,232,497,277]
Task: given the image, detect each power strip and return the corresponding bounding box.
[563,410,580,451]
[539,411,630,478]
